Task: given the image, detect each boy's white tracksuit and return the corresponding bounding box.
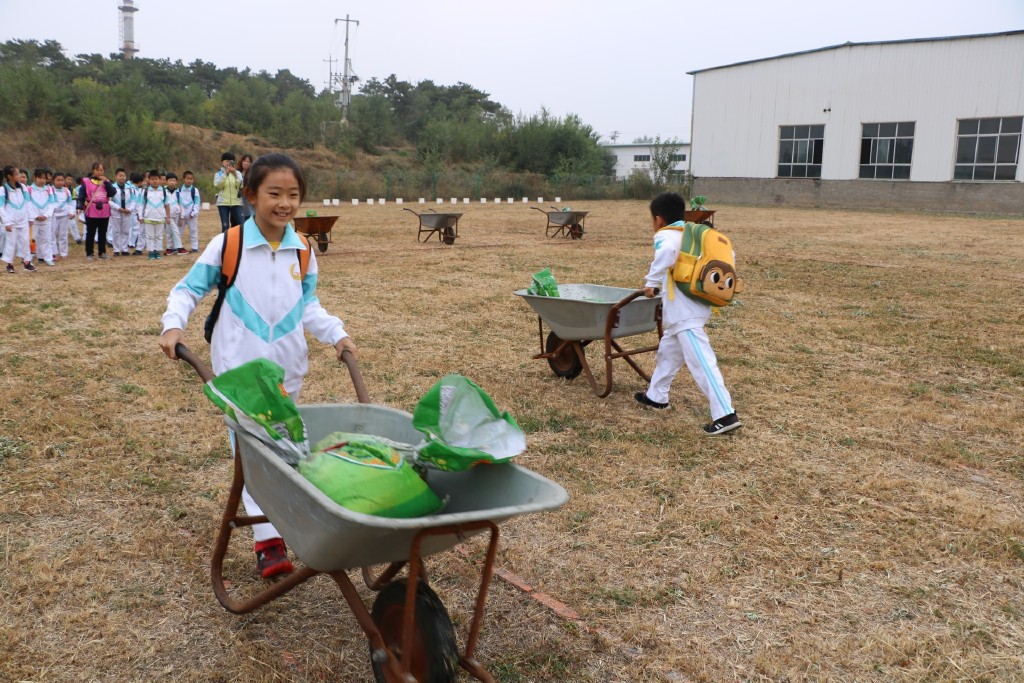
[2,183,34,265]
[161,218,349,541]
[165,188,183,251]
[51,187,75,258]
[643,222,735,420]
[178,185,201,251]
[138,186,170,253]
[26,184,55,263]
[128,183,143,251]
[109,182,135,254]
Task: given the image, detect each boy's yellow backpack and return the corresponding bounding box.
[666,222,743,307]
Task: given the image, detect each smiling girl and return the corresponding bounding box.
[159,153,357,579]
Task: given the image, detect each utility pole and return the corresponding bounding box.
[334,15,359,125]
[323,55,337,92]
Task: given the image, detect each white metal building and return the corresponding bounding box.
[688,30,1024,212]
[601,142,691,180]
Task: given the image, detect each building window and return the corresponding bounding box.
[954,117,1022,181]
[670,154,687,162]
[778,125,824,178]
[633,154,651,162]
[860,122,914,180]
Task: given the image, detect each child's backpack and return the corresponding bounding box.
[666,222,743,307]
[203,222,312,343]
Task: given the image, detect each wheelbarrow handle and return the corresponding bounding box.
[175,343,214,383]
[402,207,419,216]
[341,349,370,404]
[530,206,548,214]
[175,343,370,405]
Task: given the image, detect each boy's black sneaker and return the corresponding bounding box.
[5,263,15,274]
[703,413,742,436]
[634,392,669,410]
[23,261,37,272]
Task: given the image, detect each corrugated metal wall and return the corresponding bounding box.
[691,33,1024,183]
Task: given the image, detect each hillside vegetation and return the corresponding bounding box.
[0,39,616,192]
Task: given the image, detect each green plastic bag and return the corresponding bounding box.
[202,358,310,464]
[527,268,560,297]
[411,375,526,471]
[299,432,442,518]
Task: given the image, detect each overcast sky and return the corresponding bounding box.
[2,0,1022,143]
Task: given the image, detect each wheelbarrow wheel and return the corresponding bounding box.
[546,331,583,379]
[568,223,584,240]
[441,226,456,245]
[316,232,329,253]
[370,580,459,683]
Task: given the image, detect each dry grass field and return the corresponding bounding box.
[1,199,1022,682]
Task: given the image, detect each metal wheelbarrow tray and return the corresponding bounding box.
[531,207,587,239]
[175,345,567,683]
[292,215,339,253]
[240,403,568,572]
[515,284,663,397]
[404,208,461,244]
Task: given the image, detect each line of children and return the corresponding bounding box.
[1,163,204,266]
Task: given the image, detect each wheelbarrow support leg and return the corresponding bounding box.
[210,443,317,614]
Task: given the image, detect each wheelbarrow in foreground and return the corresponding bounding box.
[403,208,462,245]
[293,215,339,253]
[531,206,588,239]
[515,285,663,398]
[175,345,568,683]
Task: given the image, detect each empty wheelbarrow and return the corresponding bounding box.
[531,207,587,239]
[293,215,339,253]
[404,208,461,244]
[174,344,568,683]
[514,284,663,397]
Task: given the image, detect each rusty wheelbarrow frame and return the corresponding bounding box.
[403,208,461,244]
[293,215,339,253]
[531,206,587,239]
[514,286,663,398]
[174,344,567,683]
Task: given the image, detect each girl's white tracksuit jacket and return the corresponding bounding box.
[161,217,349,397]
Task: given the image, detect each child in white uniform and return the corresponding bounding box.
[164,173,185,254]
[138,170,170,259]
[109,168,135,256]
[635,192,742,436]
[26,169,56,266]
[51,173,75,259]
[1,165,37,273]
[159,153,357,579]
[178,170,201,252]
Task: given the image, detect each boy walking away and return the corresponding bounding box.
[2,165,36,273]
[138,170,170,259]
[178,171,201,252]
[164,173,187,255]
[27,169,56,266]
[635,192,742,436]
[109,168,135,256]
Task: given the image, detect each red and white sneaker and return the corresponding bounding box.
[255,539,294,579]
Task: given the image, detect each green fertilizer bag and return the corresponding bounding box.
[411,374,526,471]
[299,432,442,518]
[526,268,560,297]
[202,358,310,465]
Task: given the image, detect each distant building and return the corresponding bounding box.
[689,30,1023,213]
[601,142,691,180]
